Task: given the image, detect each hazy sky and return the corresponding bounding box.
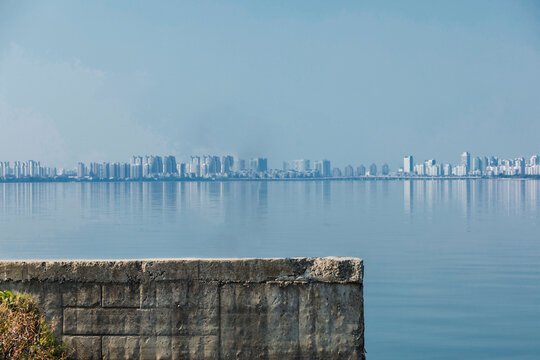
[0,0,539,168]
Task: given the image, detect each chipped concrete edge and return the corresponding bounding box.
[0,257,363,284]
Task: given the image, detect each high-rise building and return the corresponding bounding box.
[119,163,130,179]
[314,160,331,177]
[515,157,525,175]
[356,165,366,176]
[190,156,201,177]
[250,158,267,172]
[381,164,390,175]
[99,163,110,179]
[414,163,425,175]
[472,157,482,173]
[177,163,187,178]
[89,162,100,178]
[291,159,310,172]
[332,168,342,177]
[426,164,441,176]
[282,161,290,171]
[461,152,471,174]
[453,165,467,176]
[130,162,142,179]
[77,163,86,178]
[369,163,377,176]
[110,163,121,179]
[403,156,413,174]
[482,157,489,173]
[221,156,234,174]
[236,159,246,171]
[163,156,177,174]
[443,164,452,176]
[344,165,354,177]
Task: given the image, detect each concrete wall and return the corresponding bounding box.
[0,257,364,360]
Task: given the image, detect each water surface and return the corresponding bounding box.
[1,179,539,359]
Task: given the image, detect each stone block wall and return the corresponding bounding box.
[0,257,364,360]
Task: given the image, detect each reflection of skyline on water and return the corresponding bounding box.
[1,180,539,227]
[403,179,539,218]
[1,180,539,222]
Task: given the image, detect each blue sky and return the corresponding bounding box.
[0,0,539,168]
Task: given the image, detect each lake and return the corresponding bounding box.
[0,179,539,359]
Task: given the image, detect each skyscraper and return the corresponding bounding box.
[332,168,342,177]
[461,152,471,174]
[356,165,366,176]
[190,156,201,177]
[314,160,331,177]
[177,163,187,178]
[291,159,310,172]
[221,155,234,174]
[250,158,267,172]
[163,156,177,174]
[472,157,482,174]
[381,163,390,175]
[369,163,377,176]
[77,163,86,178]
[236,159,246,171]
[403,156,413,174]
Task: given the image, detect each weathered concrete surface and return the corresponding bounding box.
[0,257,364,360]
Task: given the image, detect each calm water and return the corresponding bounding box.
[1,179,539,359]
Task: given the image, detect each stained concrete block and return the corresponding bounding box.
[220,283,269,358]
[299,283,364,358]
[171,336,219,360]
[62,283,101,307]
[64,308,141,335]
[62,336,101,360]
[102,283,140,308]
[140,336,173,360]
[102,336,140,360]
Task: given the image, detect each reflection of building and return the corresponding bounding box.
[403,180,413,214]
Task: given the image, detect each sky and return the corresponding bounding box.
[0,0,539,169]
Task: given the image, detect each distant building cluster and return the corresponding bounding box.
[75,155,271,180]
[1,151,539,181]
[0,160,59,179]
[401,152,540,177]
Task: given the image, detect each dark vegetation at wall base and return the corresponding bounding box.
[0,291,68,360]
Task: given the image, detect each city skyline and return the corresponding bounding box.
[1,151,539,181]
